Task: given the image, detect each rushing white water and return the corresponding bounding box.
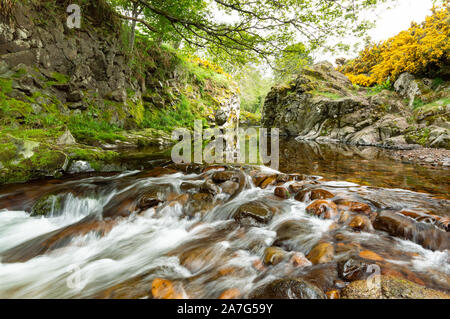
[0,168,448,298]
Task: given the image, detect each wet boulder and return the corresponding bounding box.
[233,201,274,226]
[348,215,373,232]
[220,181,240,196]
[306,200,339,219]
[138,191,165,210]
[200,179,221,195]
[151,278,186,299]
[274,186,290,199]
[296,188,334,202]
[30,193,64,217]
[338,257,374,282]
[185,193,215,216]
[273,219,314,251]
[334,199,372,215]
[289,252,312,268]
[263,246,287,266]
[306,242,335,264]
[249,278,326,299]
[373,211,450,251]
[288,181,309,194]
[1,216,115,263]
[212,170,240,184]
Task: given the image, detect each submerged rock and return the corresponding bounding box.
[306,242,334,264]
[30,193,64,217]
[263,246,286,265]
[305,200,339,219]
[234,201,274,226]
[373,211,450,251]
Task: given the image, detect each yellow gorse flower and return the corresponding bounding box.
[340,3,449,87]
[188,56,232,80]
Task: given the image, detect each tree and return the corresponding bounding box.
[274,42,312,81]
[234,65,273,113]
[112,0,391,66]
[109,0,144,51]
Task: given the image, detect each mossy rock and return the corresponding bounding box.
[31,194,64,217]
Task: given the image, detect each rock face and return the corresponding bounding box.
[215,93,240,128]
[393,73,421,107]
[262,62,450,149]
[0,1,239,130]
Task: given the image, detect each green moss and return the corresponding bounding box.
[68,147,118,162]
[406,127,431,146]
[310,90,343,100]
[68,113,125,144]
[0,78,13,93]
[45,72,70,88]
[240,110,261,125]
[31,194,63,217]
[0,142,17,162]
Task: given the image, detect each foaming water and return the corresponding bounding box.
[0,164,448,298]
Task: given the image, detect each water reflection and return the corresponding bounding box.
[278,139,450,199]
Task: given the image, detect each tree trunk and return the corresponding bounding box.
[129,3,141,52]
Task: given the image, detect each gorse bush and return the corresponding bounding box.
[341,3,449,87]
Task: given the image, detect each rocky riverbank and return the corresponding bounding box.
[0,1,240,185]
[387,147,450,167]
[262,62,449,150]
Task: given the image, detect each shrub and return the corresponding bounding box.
[341,3,449,86]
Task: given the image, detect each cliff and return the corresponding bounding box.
[262,62,449,150]
[0,0,239,184]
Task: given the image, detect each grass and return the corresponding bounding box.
[68,114,125,144]
[311,90,343,100]
[413,97,450,113]
[142,94,204,131]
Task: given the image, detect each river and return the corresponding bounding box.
[0,140,448,298]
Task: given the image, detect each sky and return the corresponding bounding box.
[317,0,437,62]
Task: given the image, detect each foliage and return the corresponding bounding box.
[274,42,313,81]
[233,65,272,114]
[110,0,390,66]
[341,3,450,86]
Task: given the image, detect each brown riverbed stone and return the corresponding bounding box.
[297,189,334,202]
[306,242,334,264]
[326,290,340,299]
[234,201,274,226]
[249,278,326,299]
[290,252,312,267]
[212,170,239,184]
[306,200,339,219]
[263,246,286,265]
[348,215,373,232]
[274,186,290,199]
[219,288,240,299]
[151,278,185,299]
[359,250,384,261]
[260,176,277,189]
